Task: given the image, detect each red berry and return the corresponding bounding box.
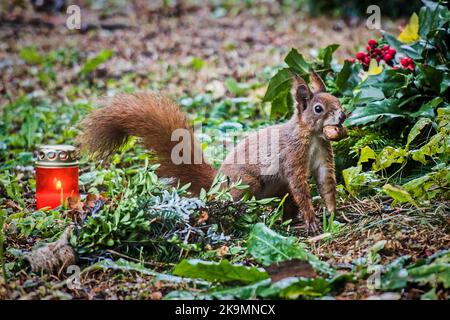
[366,45,372,52]
[374,48,382,55]
[364,56,370,65]
[356,52,365,60]
[388,48,396,56]
[368,39,377,46]
[383,54,393,61]
[407,64,414,70]
[346,58,356,63]
[401,57,409,67]
[383,45,390,50]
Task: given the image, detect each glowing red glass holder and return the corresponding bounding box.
[35,145,79,210]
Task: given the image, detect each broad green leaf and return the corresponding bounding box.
[419,64,444,93]
[284,48,309,78]
[411,132,446,165]
[357,68,408,100]
[270,90,293,119]
[80,49,114,75]
[382,184,417,206]
[380,256,411,290]
[419,1,450,38]
[165,279,272,300]
[410,97,443,118]
[346,100,405,126]
[262,68,292,102]
[398,13,420,43]
[358,146,376,166]
[247,223,334,275]
[259,277,330,299]
[173,259,269,284]
[247,223,308,265]
[318,44,339,70]
[353,86,385,105]
[335,60,362,96]
[406,118,432,147]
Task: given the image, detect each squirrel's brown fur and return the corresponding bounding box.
[78,72,346,233]
[77,93,216,195]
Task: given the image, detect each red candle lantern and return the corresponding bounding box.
[35,145,79,210]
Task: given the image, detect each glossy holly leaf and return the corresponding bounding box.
[318,44,339,70]
[346,99,405,126]
[284,48,310,79]
[335,60,362,96]
[263,68,292,102]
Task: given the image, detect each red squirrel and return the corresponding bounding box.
[77,71,347,233]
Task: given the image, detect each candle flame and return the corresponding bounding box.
[55,180,62,190]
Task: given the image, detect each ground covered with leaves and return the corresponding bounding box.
[0,1,449,300]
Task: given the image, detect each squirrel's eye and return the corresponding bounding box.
[314,104,324,114]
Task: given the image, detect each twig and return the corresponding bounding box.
[106,249,174,268]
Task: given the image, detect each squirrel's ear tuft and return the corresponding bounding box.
[292,75,311,110]
[309,70,326,93]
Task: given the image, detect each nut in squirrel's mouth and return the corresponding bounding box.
[323,124,347,141]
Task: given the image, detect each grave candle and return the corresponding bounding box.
[35,145,79,210]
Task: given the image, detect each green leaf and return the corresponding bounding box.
[380,256,411,290]
[411,132,446,165]
[270,90,293,119]
[247,223,334,275]
[165,279,272,300]
[373,146,407,171]
[410,97,443,118]
[335,60,361,96]
[225,78,251,96]
[357,68,408,99]
[419,64,444,93]
[80,49,114,75]
[318,44,339,70]
[190,57,205,71]
[358,146,376,166]
[407,118,432,147]
[383,33,422,60]
[263,68,292,102]
[20,46,43,64]
[284,48,309,78]
[382,184,417,206]
[346,99,405,126]
[173,259,269,284]
[419,1,450,38]
[259,277,330,299]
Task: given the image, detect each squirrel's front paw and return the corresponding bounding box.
[305,218,321,235]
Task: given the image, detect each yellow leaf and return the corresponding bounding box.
[367,59,383,76]
[398,13,419,43]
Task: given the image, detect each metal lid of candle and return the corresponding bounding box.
[35,145,79,167]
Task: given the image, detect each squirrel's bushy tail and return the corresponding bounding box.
[77,92,216,194]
